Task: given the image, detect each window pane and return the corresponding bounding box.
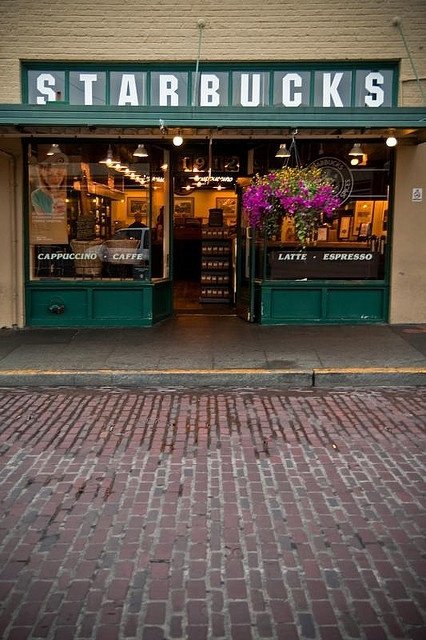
[28,142,167,282]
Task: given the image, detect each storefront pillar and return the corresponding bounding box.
[0,140,25,328]
[390,143,426,323]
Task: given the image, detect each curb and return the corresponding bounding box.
[313,367,426,387]
[0,367,425,388]
[0,368,312,388]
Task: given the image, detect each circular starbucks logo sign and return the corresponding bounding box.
[308,157,354,204]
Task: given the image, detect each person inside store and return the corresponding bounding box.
[128,212,146,228]
[155,206,164,241]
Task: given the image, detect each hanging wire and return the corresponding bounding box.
[208,134,213,182]
[192,19,206,107]
[282,129,300,168]
[291,129,300,167]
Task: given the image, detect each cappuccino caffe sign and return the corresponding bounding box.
[25,63,396,109]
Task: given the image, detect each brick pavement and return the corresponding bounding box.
[0,387,425,640]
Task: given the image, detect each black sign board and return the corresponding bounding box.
[269,249,380,279]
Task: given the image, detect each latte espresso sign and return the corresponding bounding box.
[269,249,380,279]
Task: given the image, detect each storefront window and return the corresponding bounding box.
[252,141,390,281]
[28,141,168,282]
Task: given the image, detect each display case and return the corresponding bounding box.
[200,226,232,302]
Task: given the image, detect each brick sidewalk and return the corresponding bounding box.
[0,388,425,640]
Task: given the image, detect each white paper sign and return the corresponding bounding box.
[412,187,423,202]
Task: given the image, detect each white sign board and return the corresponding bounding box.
[412,188,423,202]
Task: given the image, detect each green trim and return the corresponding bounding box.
[1,104,425,128]
[21,60,400,70]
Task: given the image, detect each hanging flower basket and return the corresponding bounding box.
[243,166,342,245]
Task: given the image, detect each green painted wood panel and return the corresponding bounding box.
[270,288,323,320]
[26,281,172,327]
[326,288,385,321]
[259,282,388,324]
[92,289,145,319]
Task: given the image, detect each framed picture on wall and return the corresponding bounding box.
[174,197,194,217]
[372,201,387,237]
[127,197,149,223]
[353,201,374,237]
[338,215,352,240]
[216,197,237,218]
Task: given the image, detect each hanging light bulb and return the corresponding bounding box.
[275,143,291,158]
[133,143,148,157]
[46,143,61,156]
[173,131,184,146]
[348,142,364,158]
[386,130,397,147]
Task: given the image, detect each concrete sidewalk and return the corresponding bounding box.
[0,317,425,387]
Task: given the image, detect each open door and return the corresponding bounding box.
[235,186,256,322]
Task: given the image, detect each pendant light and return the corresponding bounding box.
[173,131,184,146]
[275,143,291,158]
[275,130,300,166]
[385,130,397,147]
[348,142,364,158]
[46,143,62,156]
[133,143,149,157]
[99,145,115,165]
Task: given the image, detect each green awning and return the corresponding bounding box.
[0,104,425,130]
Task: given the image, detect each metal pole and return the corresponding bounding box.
[393,17,426,106]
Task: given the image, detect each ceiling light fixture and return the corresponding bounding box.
[133,143,149,157]
[99,145,115,165]
[46,143,61,156]
[275,129,300,166]
[275,143,291,158]
[385,130,398,147]
[348,142,364,157]
[173,132,184,147]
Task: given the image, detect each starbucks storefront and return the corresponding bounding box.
[0,61,425,327]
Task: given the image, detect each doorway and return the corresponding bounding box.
[169,138,256,318]
[172,191,237,316]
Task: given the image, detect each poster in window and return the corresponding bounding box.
[30,151,69,245]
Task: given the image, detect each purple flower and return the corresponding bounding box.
[243,167,343,238]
